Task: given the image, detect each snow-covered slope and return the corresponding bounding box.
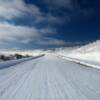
[73,40,100,53]
[56,40,100,69]
[55,47,78,55]
[67,40,100,62]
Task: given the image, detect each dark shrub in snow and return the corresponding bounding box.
[0,53,32,61]
[14,54,23,59]
[0,55,10,61]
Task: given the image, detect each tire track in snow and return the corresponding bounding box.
[0,54,100,100]
[0,57,42,99]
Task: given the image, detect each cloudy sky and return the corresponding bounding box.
[0,0,100,49]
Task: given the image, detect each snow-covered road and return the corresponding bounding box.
[0,54,100,100]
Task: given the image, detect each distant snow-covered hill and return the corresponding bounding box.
[73,40,100,53]
[0,49,45,56]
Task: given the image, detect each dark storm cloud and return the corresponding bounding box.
[44,0,99,24]
[44,0,73,9]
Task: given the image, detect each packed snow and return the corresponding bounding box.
[0,54,100,100]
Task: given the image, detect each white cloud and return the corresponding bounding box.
[0,0,42,20]
[36,37,66,46]
[0,22,40,43]
[40,28,57,34]
[0,22,66,47]
[20,39,32,44]
[0,0,66,28]
[0,0,68,48]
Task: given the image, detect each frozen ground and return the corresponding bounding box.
[0,54,100,100]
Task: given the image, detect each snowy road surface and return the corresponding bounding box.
[0,54,100,100]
